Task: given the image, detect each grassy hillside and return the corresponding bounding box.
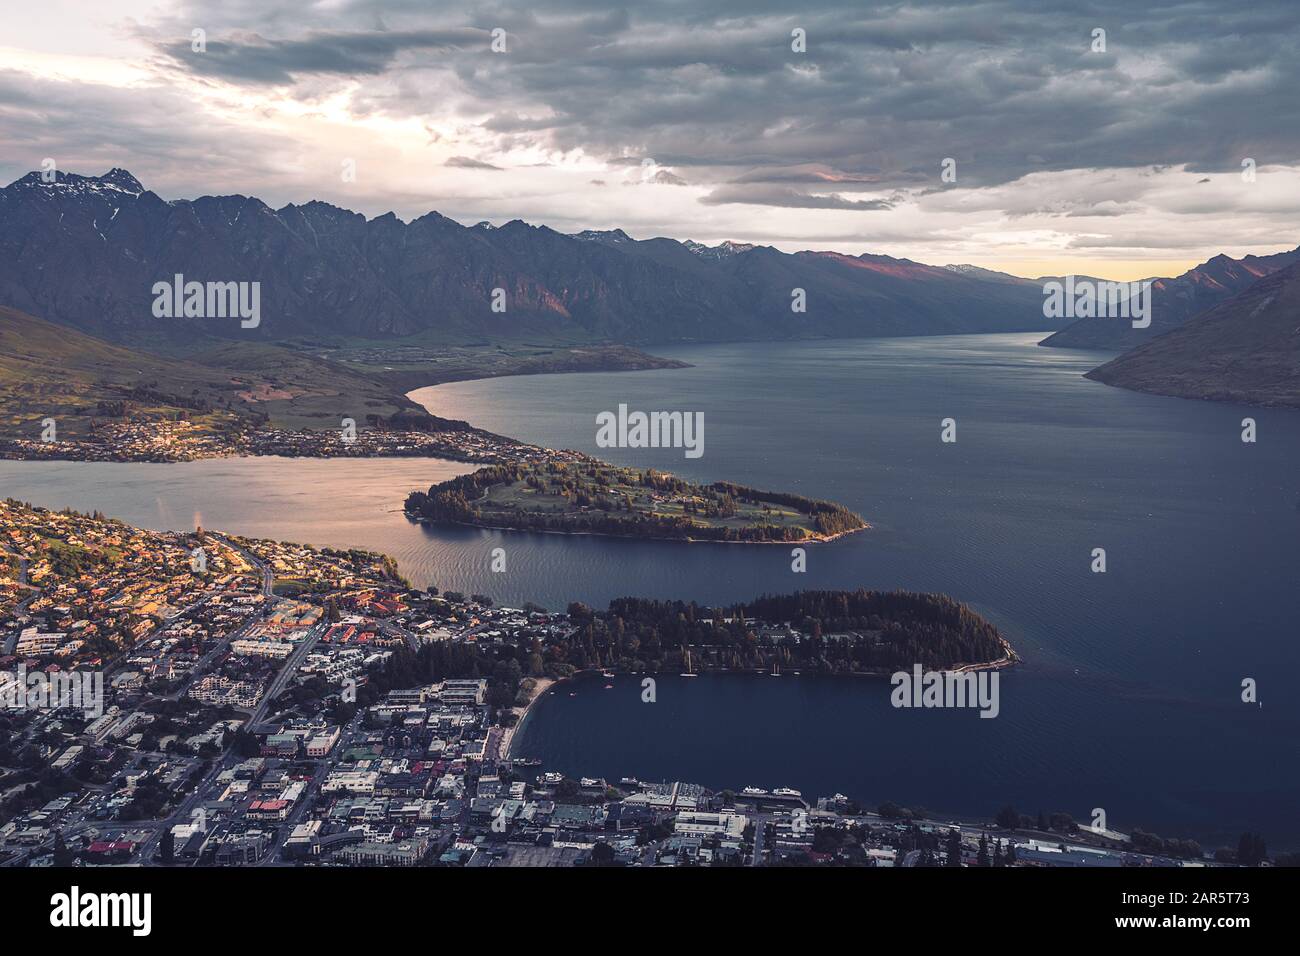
[0,306,417,439]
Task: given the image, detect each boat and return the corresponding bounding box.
[773,787,802,798]
[603,683,614,689]
[741,786,769,796]
[679,647,699,677]
[600,670,615,679]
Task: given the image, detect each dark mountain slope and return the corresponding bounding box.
[1085,259,1300,406]
[1040,246,1300,352]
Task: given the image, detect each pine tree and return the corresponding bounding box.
[946,828,962,867]
[1237,832,1267,866]
[53,832,74,867]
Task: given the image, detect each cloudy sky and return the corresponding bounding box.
[2,0,1298,279]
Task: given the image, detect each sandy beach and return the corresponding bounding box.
[500,675,556,759]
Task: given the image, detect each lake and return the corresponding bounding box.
[3,333,1297,847]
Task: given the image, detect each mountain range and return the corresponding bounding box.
[0,169,1058,348]
[1,168,1296,410]
[1085,259,1300,407]
[1038,247,1300,352]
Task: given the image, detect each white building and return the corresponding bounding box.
[674,810,750,845]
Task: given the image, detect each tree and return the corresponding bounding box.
[1049,811,1076,833]
[945,828,962,867]
[878,801,910,820]
[1238,833,1267,866]
[589,842,616,866]
[159,828,174,864]
[231,729,262,758]
[53,832,74,867]
[555,778,581,802]
[977,833,990,867]
[995,805,1020,829]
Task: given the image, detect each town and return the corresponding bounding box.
[0,500,1275,869]
[0,418,577,466]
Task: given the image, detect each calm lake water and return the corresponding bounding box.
[3,333,1298,847]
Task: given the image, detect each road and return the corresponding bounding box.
[378,618,422,653]
[3,549,36,655]
[137,549,296,863]
[255,712,362,866]
[209,532,273,597]
[245,624,322,733]
[751,812,770,866]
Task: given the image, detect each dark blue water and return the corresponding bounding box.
[4,333,1298,847]
[419,334,1300,849]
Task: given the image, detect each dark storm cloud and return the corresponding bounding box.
[6,0,1298,235]
[138,0,1300,206]
[150,28,487,84]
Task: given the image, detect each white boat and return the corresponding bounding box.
[741,786,768,796]
[773,787,802,798]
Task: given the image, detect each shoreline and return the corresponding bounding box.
[405,512,868,546]
[502,676,556,759]
[0,448,497,465]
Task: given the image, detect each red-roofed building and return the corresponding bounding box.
[247,799,291,821]
[86,840,136,860]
